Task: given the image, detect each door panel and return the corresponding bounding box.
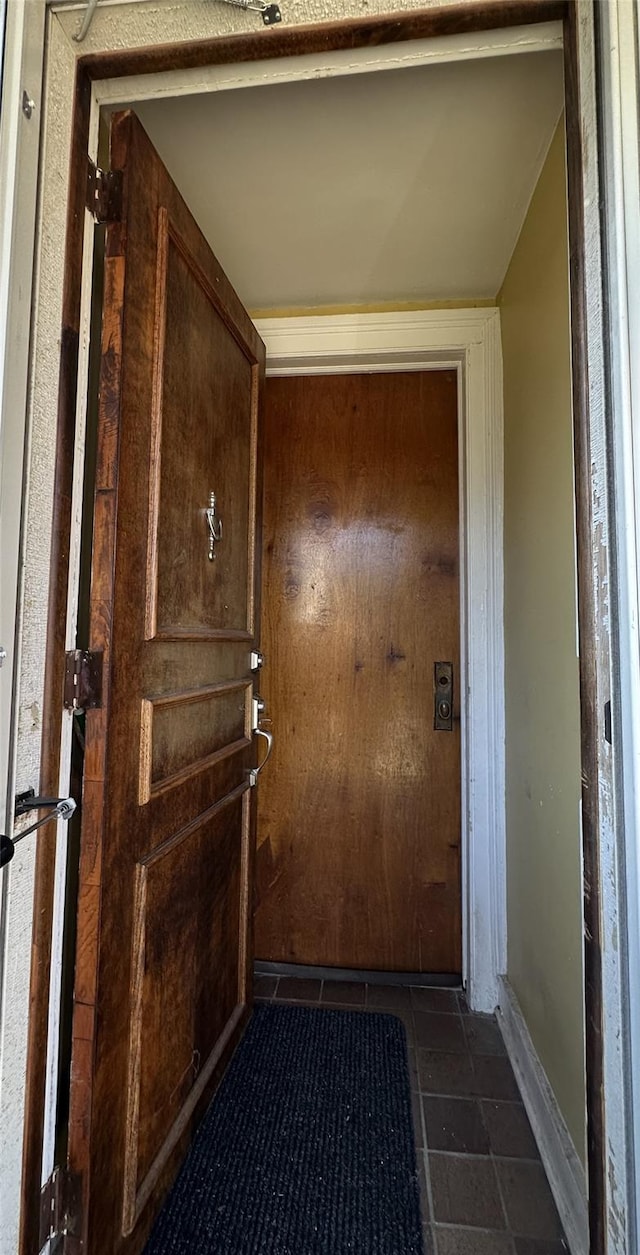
[255,371,460,974]
[151,214,256,640]
[123,791,246,1227]
[67,112,264,1255]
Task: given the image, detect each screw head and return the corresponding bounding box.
[22,90,35,120]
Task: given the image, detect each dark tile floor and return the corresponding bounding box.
[255,973,569,1255]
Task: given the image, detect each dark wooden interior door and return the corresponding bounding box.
[255,371,460,973]
[66,113,264,1254]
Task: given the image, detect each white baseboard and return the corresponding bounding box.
[497,976,589,1255]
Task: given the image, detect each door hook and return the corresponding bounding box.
[1,797,76,869]
[205,491,223,561]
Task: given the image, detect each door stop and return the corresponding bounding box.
[1,795,76,869]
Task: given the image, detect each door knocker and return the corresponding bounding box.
[205,491,223,560]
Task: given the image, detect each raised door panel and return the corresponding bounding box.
[147,212,257,642]
[122,793,247,1231]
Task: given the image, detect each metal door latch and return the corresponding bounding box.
[434,662,454,731]
[249,694,274,786]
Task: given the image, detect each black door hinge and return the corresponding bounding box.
[64,649,103,711]
[86,158,123,224]
[39,1165,81,1252]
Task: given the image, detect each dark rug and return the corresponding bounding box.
[145,1002,424,1254]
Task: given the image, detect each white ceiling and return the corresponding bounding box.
[133,50,564,311]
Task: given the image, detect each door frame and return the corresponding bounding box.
[3,4,629,1254]
[255,309,505,1008]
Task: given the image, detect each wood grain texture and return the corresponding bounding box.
[65,112,264,1255]
[148,210,256,640]
[122,789,245,1231]
[255,371,461,972]
[139,680,251,803]
[80,2,566,81]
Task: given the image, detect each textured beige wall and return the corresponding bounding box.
[499,122,586,1162]
[52,0,531,50]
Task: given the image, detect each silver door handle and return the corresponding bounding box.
[249,725,273,786]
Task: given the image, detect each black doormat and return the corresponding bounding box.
[145,1003,424,1254]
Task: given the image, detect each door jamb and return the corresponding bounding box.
[12,4,623,1253]
[254,310,505,1011]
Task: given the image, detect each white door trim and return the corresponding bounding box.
[597,1,640,1243]
[255,309,505,1012]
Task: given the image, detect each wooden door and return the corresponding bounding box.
[255,371,460,973]
[66,113,264,1255]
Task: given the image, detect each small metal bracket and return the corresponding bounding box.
[86,159,123,225]
[217,0,281,23]
[250,650,264,671]
[39,1165,81,1252]
[64,650,103,711]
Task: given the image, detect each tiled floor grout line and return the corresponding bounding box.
[428,1148,544,1164]
[431,1220,516,1254]
[490,1132,517,1250]
[418,1088,525,1105]
[410,1003,437,1254]
[419,1047,438,1255]
[471,1035,516,1250]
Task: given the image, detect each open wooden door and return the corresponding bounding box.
[65,112,265,1255]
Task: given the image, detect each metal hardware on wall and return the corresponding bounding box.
[72,0,99,42]
[72,0,281,43]
[216,0,282,25]
[205,491,223,560]
[1,796,76,869]
[434,662,454,731]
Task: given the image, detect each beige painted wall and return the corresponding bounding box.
[499,122,586,1162]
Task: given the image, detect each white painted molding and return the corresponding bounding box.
[599,1,640,1240]
[255,310,505,1012]
[498,976,589,1255]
